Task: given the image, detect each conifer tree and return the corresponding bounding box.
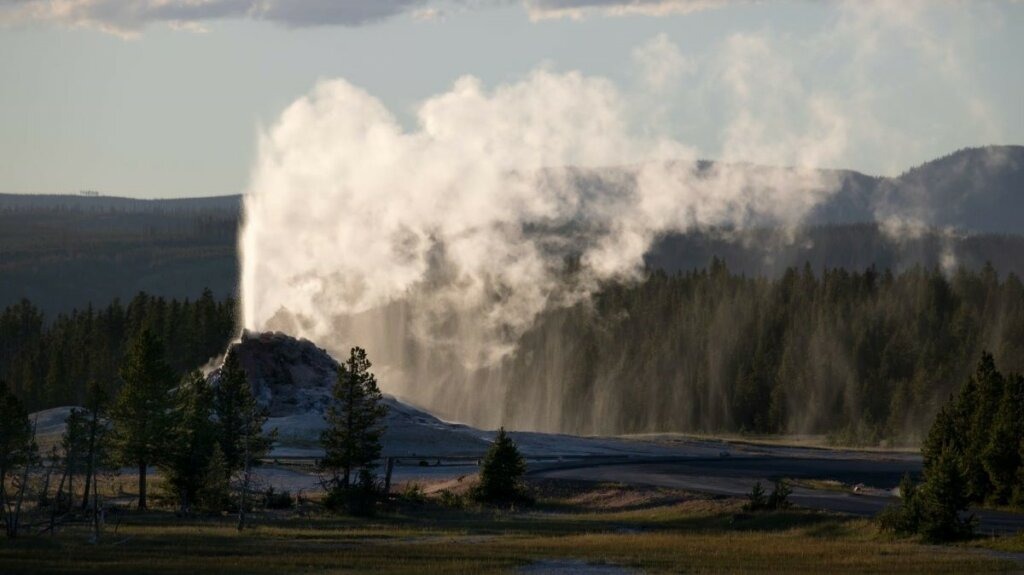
[212,349,274,529]
[964,352,1004,500]
[213,350,273,474]
[0,381,34,508]
[79,379,109,510]
[58,408,90,509]
[161,371,217,513]
[475,428,527,504]
[0,380,37,538]
[918,446,973,541]
[109,329,175,510]
[320,347,388,489]
[982,373,1024,504]
[198,443,231,513]
[1016,438,1024,507]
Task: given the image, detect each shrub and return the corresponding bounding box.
[744,481,768,511]
[880,452,975,542]
[401,483,427,504]
[324,470,379,517]
[879,474,922,537]
[263,487,294,510]
[767,479,792,510]
[744,479,791,511]
[438,489,467,509]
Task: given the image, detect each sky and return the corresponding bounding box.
[1,0,1022,199]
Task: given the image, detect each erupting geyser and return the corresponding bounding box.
[237,16,991,433]
[238,65,844,430]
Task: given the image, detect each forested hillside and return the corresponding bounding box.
[6,262,1021,446]
[460,261,1024,444]
[2,146,1022,316]
[0,198,238,314]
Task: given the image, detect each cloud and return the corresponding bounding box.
[412,6,445,21]
[631,33,694,92]
[523,0,737,20]
[0,0,429,35]
[0,0,751,34]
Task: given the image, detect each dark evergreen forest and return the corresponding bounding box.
[4,261,1022,446]
[486,260,1024,443]
[0,290,236,411]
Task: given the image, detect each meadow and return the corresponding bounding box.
[0,479,1016,574]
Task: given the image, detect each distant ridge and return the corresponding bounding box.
[0,193,241,213]
[5,145,1020,232]
[806,145,1024,233]
[1,145,1022,314]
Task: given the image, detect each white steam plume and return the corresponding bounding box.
[238,2,1005,430]
[240,65,844,366]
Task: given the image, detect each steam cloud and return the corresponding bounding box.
[237,2,1001,429]
[240,66,844,366]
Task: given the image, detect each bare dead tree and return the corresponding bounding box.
[37,446,58,507]
[88,463,102,545]
[81,398,103,509]
[4,415,39,538]
[237,423,251,532]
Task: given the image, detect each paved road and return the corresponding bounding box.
[529,455,1024,535]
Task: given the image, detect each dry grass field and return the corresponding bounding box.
[0,479,1018,574]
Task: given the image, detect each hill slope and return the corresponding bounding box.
[1,146,1022,314]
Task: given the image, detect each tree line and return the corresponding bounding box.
[0,325,529,538]
[482,260,1024,444]
[0,332,400,534]
[0,330,272,528]
[0,289,236,412]
[5,262,1023,446]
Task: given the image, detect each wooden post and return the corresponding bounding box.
[383,457,394,495]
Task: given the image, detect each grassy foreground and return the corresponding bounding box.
[0,480,1016,574]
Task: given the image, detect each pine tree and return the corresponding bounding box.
[213,350,272,474]
[475,428,527,504]
[58,408,90,510]
[0,381,34,507]
[109,329,175,510]
[1015,438,1024,507]
[198,443,231,513]
[918,446,973,542]
[160,371,217,513]
[982,373,1024,504]
[0,380,37,538]
[965,352,1004,501]
[921,403,958,470]
[767,479,792,510]
[745,481,768,511]
[320,347,388,489]
[212,349,274,529]
[79,379,109,510]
